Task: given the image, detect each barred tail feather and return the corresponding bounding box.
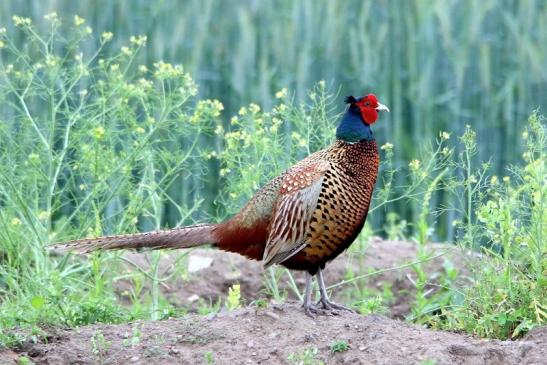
[50,223,216,253]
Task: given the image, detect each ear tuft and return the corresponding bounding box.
[344,96,357,104]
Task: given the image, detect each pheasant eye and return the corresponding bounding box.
[364,101,370,107]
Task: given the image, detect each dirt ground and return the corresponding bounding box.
[1,303,545,365]
[2,239,545,364]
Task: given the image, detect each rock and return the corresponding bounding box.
[187,294,200,302]
[187,255,213,273]
[264,311,280,320]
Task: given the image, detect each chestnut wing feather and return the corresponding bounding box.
[262,160,330,268]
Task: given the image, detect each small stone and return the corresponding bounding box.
[359,345,366,351]
[130,356,140,362]
[187,255,213,273]
[264,311,280,320]
[187,294,200,303]
[247,340,255,348]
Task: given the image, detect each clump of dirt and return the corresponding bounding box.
[2,303,545,365]
[114,238,469,318]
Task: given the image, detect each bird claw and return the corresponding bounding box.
[303,300,354,317]
[316,298,356,313]
[303,303,318,318]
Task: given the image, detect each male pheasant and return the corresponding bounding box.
[53,94,389,315]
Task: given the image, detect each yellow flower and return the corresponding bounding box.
[0,40,5,49]
[10,218,22,226]
[380,142,393,151]
[440,131,451,140]
[138,64,148,73]
[12,15,32,27]
[135,127,145,134]
[211,99,224,114]
[0,27,6,34]
[28,153,40,163]
[153,61,184,79]
[130,35,147,47]
[74,15,85,26]
[409,159,421,171]
[490,176,499,185]
[121,46,132,56]
[275,88,287,99]
[249,103,260,114]
[238,107,247,116]
[93,126,105,140]
[45,55,59,68]
[101,31,113,43]
[44,12,59,22]
[38,211,50,220]
[502,176,510,183]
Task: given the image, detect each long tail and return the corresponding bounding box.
[49,224,216,254]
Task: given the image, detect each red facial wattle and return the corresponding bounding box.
[361,108,379,125]
[357,94,380,125]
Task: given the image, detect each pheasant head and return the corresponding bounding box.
[336,94,389,142]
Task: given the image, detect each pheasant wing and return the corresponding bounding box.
[262,160,330,268]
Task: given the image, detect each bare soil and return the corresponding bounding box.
[2,239,545,364]
[1,303,545,365]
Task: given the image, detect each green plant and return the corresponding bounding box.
[196,298,222,316]
[90,330,111,365]
[122,323,143,347]
[330,340,349,353]
[431,111,546,338]
[204,351,214,365]
[287,347,324,365]
[0,13,217,335]
[251,298,269,309]
[17,356,34,365]
[226,283,242,311]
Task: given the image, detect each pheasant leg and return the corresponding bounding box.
[302,272,318,317]
[316,268,355,313]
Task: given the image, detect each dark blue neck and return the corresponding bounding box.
[335,105,374,142]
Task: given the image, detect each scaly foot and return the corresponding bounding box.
[316,298,356,313]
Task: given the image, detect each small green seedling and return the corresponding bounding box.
[330,340,349,353]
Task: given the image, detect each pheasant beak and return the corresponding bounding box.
[376,102,390,113]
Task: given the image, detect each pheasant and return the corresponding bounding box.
[52,93,389,316]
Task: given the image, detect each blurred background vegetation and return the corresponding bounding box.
[1,0,546,241]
